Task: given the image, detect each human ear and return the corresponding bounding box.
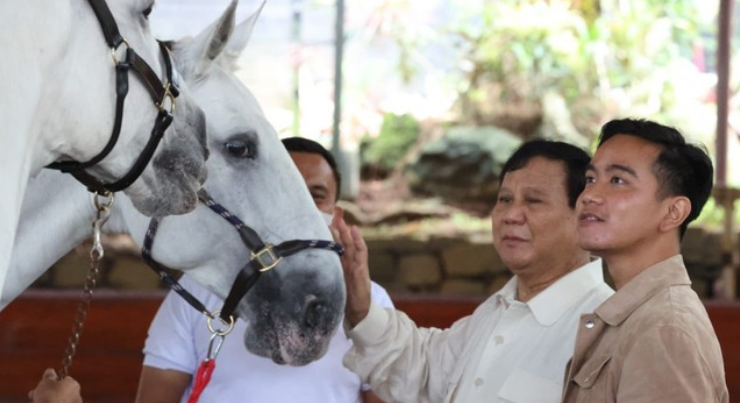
[659,196,691,233]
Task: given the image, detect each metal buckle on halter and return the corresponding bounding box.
[251,244,283,272]
[157,83,177,113]
[110,38,130,65]
[157,45,180,113]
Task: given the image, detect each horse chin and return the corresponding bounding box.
[243,319,336,366]
[129,176,201,217]
[241,282,344,366]
[127,135,208,217]
[117,101,207,217]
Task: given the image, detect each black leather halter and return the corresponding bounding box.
[46,0,181,195]
[141,190,345,323]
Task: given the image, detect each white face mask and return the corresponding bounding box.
[321,211,335,226]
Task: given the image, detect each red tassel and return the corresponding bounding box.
[187,359,216,403]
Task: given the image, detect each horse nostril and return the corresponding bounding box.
[304,299,328,329]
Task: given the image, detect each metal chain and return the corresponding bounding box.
[58,192,114,379]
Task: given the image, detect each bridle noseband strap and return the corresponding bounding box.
[64,109,173,194]
[141,190,344,323]
[219,239,337,322]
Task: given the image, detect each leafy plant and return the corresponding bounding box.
[447,0,714,139]
[695,198,740,230]
[361,113,421,175]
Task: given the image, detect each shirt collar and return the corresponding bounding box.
[495,259,607,326]
[595,254,690,327]
[495,276,519,309]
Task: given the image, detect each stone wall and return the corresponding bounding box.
[31,227,737,300]
[365,227,736,299]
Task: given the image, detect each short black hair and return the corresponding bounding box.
[499,139,591,208]
[598,118,714,238]
[281,137,342,201]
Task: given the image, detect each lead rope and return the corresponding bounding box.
[58,192,114,379]
[187,312,234,403]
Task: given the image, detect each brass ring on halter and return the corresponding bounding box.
[93,191,115,210]
[157,83,177,113]
[207,311,235,336]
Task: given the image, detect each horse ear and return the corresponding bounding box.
[221,0,265,69]
[174,0,238,78]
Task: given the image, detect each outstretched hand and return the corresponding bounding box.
[28,368,82,403]
[331,208,372,328]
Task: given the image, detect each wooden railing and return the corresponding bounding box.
[0,291,738,402]
[0,290,163,403]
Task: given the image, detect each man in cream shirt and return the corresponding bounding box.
[335,139,614,403]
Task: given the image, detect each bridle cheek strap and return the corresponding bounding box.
[46,0,180,195]
[86,0,124,48]
[64,108,173,193]
[141,190,344,323]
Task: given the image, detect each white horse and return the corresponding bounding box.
[0,0,210,306]
[7,1,345,366]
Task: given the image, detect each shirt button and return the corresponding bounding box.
[475,378,484,387]
[493,335,504,345]
[585,319,595,329]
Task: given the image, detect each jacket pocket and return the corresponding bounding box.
[497,370,562,403]
[572,355,611,389]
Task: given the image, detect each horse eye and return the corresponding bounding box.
[143,5,153,18]
[225,140,256,159]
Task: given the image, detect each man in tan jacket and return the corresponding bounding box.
[562,118,728,402]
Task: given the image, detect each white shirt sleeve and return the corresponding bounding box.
[344,301,477,403]
[358,281,395,392]
[370,281,394,309]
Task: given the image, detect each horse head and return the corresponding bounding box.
[42,0,209,216]
[123,1,346,365]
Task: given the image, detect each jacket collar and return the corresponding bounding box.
[595,254,690,326]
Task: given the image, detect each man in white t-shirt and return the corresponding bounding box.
[136,138,393,403]
[336,140,615,403]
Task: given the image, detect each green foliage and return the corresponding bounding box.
[362,113,421,173]
[695,198,740,229]
[448,0,716,138]
[452,1,588,103]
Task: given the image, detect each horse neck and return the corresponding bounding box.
[1,171,98,309]
[1,0,118,173]
[0,2,82,292]
[0,1,78,165]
